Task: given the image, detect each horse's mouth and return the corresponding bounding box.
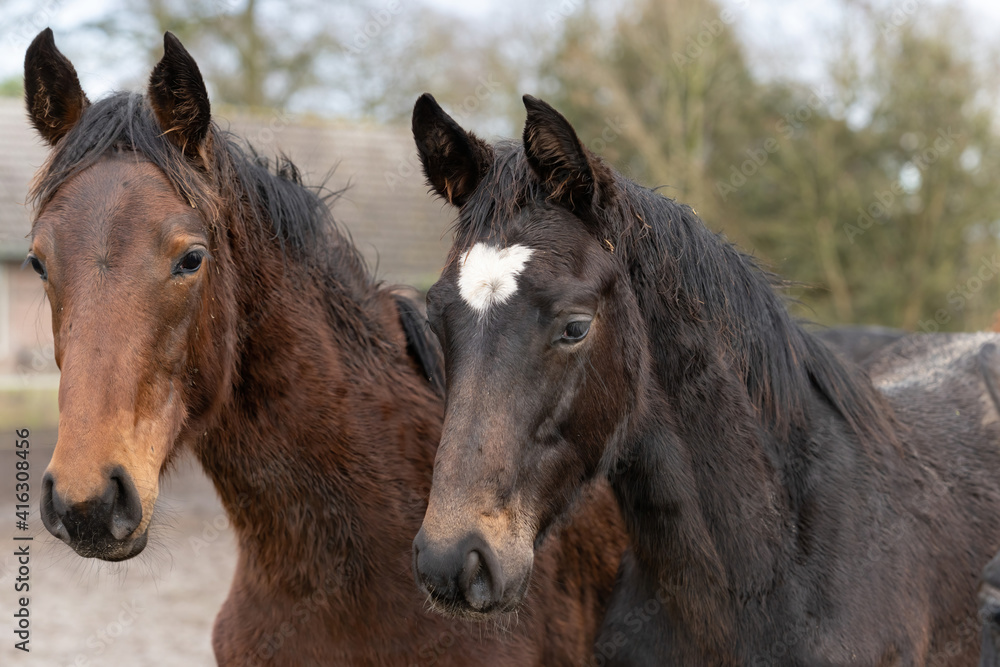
[424,594,522,622]
[65,530,149,562]
[423,569,531,621]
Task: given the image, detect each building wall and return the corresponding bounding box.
[3,260,53,377]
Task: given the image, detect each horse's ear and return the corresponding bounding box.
[522,95,612,216]
[412,93,493,207]
[148,32,211,160]
[24,28,89,146]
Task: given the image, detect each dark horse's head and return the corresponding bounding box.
[410,94,646,616]
[25,30,283,560]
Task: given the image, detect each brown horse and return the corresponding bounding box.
[409,93,1000,665]
[25,31,625,665]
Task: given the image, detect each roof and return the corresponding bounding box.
[0,97,455,286]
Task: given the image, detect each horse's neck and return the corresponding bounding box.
[609,351,791,648]
[193,258,441,608]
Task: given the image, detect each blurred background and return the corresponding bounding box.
[0,0,999,663]
[2,0,1000,427]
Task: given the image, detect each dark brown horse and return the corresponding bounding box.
[409,92,1000,665]
[815,325,907,365]
[25,31,625,665]
[981,551,1000,666]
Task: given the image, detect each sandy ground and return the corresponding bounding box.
[0,435,235,667]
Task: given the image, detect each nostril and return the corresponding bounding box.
[40,473,69,543]
[461,549,494,611]
[108,471,142,541]
[412,529,427,588]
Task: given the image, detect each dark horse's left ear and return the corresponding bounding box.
[412,93,494,207]
[522,95,613,218]
[148,32,211,161]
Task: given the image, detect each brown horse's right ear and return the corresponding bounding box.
[412,93,493,207]
[148,32,211,161]
[24,28,90,145]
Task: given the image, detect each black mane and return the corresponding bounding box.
[457,142,896,445]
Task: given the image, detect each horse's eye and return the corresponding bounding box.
[174,249,205,275]
[25,254,46,280]
[561,319,591,343]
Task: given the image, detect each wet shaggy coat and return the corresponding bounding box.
[414,94,1000,666]
[25,33,626,666]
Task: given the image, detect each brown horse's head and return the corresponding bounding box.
[26,30,231,560]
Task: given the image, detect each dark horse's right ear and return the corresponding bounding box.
[24,28,90,145]
[522,95,613,217]
[148,32,211,161]
[412,93,493,207]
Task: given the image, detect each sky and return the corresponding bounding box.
[2,0,1000,117]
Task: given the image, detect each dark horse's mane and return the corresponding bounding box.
[30,91,443,390]
[458,142,895,445]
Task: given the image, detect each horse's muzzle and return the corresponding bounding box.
[41,466,146,561]
[412,527,516,617]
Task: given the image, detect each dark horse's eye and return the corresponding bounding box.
[25,254,46,280]
[561,319,591,343]
[174,249,205,275]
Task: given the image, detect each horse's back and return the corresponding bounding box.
[865,332,1000,665]
[870,332,1000,437]
[869,332,1000,512]
[816,325,908,365]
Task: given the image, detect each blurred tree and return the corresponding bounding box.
[77,0,1000,330]
[342,3,529,130]
[89,0,344,109]
[539,0,1000,331]
[742,3,1000,330]
[86,0,531,127]
[538,0,765,226]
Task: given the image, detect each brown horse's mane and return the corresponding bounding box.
[30,91,442,387]
[456,141,896,447]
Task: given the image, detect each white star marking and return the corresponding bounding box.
[457,243,534,314]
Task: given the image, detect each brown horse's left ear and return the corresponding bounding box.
[522,95,612,216]
[148,32,211,160]
[24,28,90,145]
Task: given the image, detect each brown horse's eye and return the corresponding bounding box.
[174,249,206,276]
[561,319,591,343]
[25,254,46,280]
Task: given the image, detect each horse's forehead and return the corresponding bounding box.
[42,158,194,246]
[456,241,535,314]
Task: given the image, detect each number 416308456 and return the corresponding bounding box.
[14,429,30,528]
